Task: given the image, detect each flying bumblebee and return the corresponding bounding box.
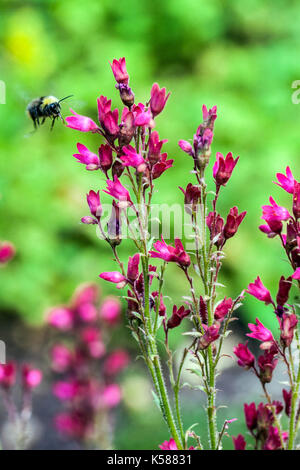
[26,95,73,130]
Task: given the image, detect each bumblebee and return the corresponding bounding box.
[26,95,73,130]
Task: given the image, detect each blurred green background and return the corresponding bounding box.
[0,0,299,449]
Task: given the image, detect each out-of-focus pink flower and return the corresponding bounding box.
[99,297,121,325]
[152,153,173,179]
[234,342,255,369]
[0,241,15,264]
[72,283,99,307]
[292,267,300,279]
[246,276,273,305]
[293,181,300,219]
[81,327,105,358]
[150,83,170,117]
[232,434,246,450]
[198,323,220,350]
[99,271,127,289]
[73,143,100,171]
[178,140,193,156]
[258,351,278,384]
[279,313,298,348]
[110,57,129,85]
[167,305,191,329]
[103,176,132,208]
[244,402,257,431]
[77,302,98,322]
[51,345,73,373]
[101,384,122,408]
[282,389,292,417]
[86,190,102,219]
[264,426,283,450]
[66,109,99,132]
[55,412,90,439]
[149,237,191,268]
[261,197,290,234]
[148,131,167,164]
[120,145,146,172]
[159,438,178,450]
[214,297,233,321]
[22,364,42,389]
[246,318,275,345]
[48,307,74,330]
[274,167,295,194]
[0,362,16,388]
[104,350,129,376]
[98,144,113,175]
[127,253,140,282]
[213,152,239,187]
[53,381,79,401]
[224,206,246,239]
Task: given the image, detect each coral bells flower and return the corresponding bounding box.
[101,384,122,408]
[279,313,298,348]
[179,183,201,215]
[224,206,246,239]
[214,297,233,321]
[198,323,220,350]
[150,83,170,117]
[134,108,153,127]
[120,145,146,172]
[282,389,292,416]
[73,143,100,171]
[244,402,257,430]
[102,109,119,136]
[293,181,300,219]
[167,305,191,329]
[246,318,275,346]
[99,297,121,325]
[152,153,173,180]
[261,197,290,233]
[178,139,194,156]
[246,276,273,305]
[98,144,113,175]
[103,176,132,208]
[206,212,224,248]
[213,152,239,187]
[0,362,16,388]
[233,342,255,369]
[202,104,217,129]
[292,267,300,279]
[159,438,178,450]
[48,307,74,331]
[97,95,112,126]
[258,351,278,384]
[0,241,15,264]
[104,350,129,376]
[66,109,99,132]
[276,276,292,309]
[148,131,167,165]
[86,190,102,219]
[51,345,73,373]
[110,57,129,85]
[99,271,127,289]
[127,253,140,282]
[149,237,191,268]
[264,426,283,450]
[22,365,42,389]
[232,434,246,450]
[274,166,295,194]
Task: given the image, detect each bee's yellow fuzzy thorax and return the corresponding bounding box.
[42,96,58,107]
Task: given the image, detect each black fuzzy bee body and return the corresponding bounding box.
[26,95,72,130]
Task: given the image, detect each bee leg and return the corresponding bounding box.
[50,117,56,131]
[41,117,46,125]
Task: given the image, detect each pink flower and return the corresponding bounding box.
[102,109,119,136]
[213,152,239,187]
[73,143,100,170]
[51,345,73,373]
[274,167,295,194]
[264,426,283,450]
[98,144,113,175]
[71,283,99,306]
[127,253,140,282]
[103,176,132,208]
[282,389,292,417]
[224,206,246,239]
[258,351,278,384]
[97,95,112,125]
[66,109,99,132]
[149,236,191,268]
[22,364,42,389]
[81,327,105,358]
[152,292,166,317]
[99,271,127,289]
[104,350,129,376]
[99,297,121,325]
[261,197,290,233]
[279,313,298,348]
[86,190,102,218]
[233,342,255,369]
[134,109,154,127]
[152,153,173,179]
[292,267,300,279]
[276,276,292,307]
[101,384,122,408]
[246,276,273,305]
[259,224,277,238]
[178,139,193,156]
[150,83,170,117]
[48,307,74,330]
[55,412,89,439]
[159,438,178,450]
[109,57,129,85]
[293,181,300,219]
[53,381,79,401]
[167,305,191,329]
[246,318,275,344]
[120,145,146,172]
[0,362,16,388]
[179,183,201,215]
[214,297,233,321]
[198,323,220,350]
[0,241,15,263]
[232,434,246,450]
[244,402,257,430]
[148,131,167,164]
[202,104,217,128]
[77,302,98,322]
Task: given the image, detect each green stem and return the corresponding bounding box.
[287,364,300,449]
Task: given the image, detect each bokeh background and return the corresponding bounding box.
[0,0,300,449]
